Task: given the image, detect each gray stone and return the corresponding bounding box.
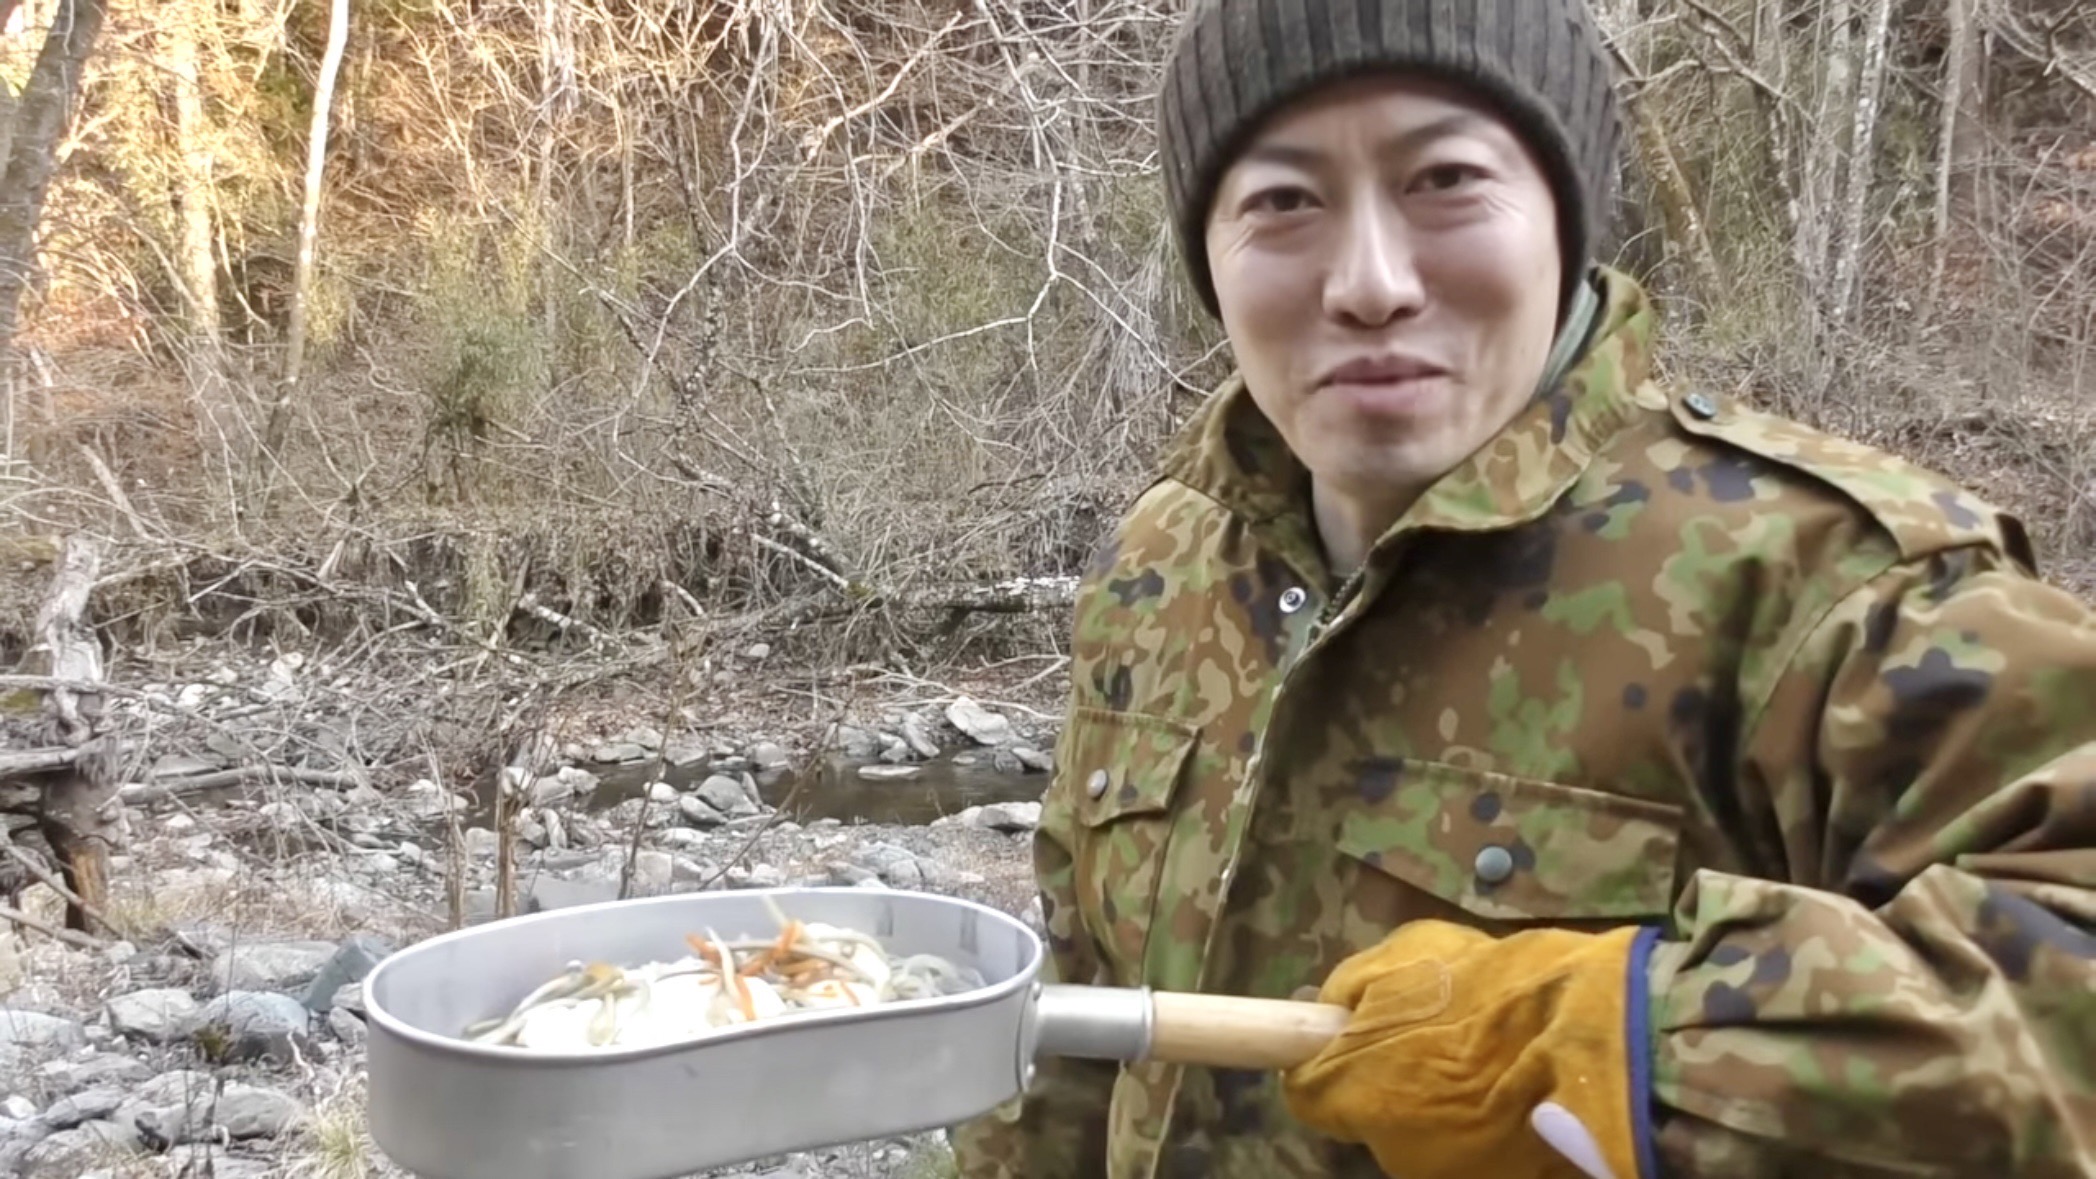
[965,801,1041,833]
[946,697,1013,745]
[591,742,647,764]
[877,735,913,764]
[212,1084,302,1139]
[0,1011,86,1053]
[647,780,679,804]
[679,794,726,827]
[463,827,499,857]
[696,775,760,819]
[41,1086,123,1130]
[1,1097,34,1121]
[1013,745,1054,772]
[36,1054,150,1097]
[120,1070,214,1149]
[742,642,772,661]
[299,934,394,1012]
[621,726,665,752]
[327,1006,365,1046]
[529,774,579,807]
[853,842,926,889]
[211,940,338,992]
[186,993,312,1062]
[990,749,1025,775]
[107,989,197,1043]
[632,851,673,891]
[857,764,921,781]
[402,779,467,819]
[900,713,941,759]
[0,1116,48,1172]
[663,742,709,768]
[747,741,790,770]
[654,826,710,850]
[727,864,785,890]
[165,1145,276,1179]
[22,1118,140,1171]
[326,982,364,1017]
[825,725,882,759]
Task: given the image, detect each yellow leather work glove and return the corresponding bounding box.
[1282,920,1661,1179]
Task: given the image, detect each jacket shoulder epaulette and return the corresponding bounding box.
[1665,389,2036,573]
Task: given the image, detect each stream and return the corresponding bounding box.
[585,751,1048,826]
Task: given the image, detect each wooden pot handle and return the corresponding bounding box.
[1146,991,1351,1070]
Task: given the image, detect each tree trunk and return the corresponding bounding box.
[1831,0,1895,331]
[169,0,238,486]
[0,0,112,360]
[26,535,116,934]
[1930,0,1985,314]
[261,0,348,461]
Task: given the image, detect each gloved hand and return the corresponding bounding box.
[1282,920,1660,1179]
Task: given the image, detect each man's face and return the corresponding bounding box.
[1205,76,1564,516]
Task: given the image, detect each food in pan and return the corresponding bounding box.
[461,906,986,1051]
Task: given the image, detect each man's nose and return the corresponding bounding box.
[1323,197,1424,327]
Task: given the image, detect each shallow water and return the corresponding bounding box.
[585,751,1047,826]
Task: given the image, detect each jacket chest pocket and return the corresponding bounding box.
[1060,706,1200,982]
[1335,759,1686,939]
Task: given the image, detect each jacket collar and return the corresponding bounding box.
[1156,265,1660,589]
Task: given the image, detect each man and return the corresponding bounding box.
[948,0,2096,1175]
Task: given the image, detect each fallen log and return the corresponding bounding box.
[22,535,121,935]
[120,764,363,804]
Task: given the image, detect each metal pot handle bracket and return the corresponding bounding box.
[1025,982,1350,1080]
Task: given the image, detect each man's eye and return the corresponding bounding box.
[1414,163,1484,192]
[1248,187,1314,214]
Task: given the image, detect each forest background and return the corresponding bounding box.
[0,1,2089,1174]
[0,0,2091,683]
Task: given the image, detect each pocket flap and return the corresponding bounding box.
[1338,759,1684,922]
[1059,706,1198,827]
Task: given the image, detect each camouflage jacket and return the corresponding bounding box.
[947,267,2096,1179]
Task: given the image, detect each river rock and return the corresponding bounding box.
[990,749,1025,775]
[1012,745,1053,772]
[900,713,941,760]
[960,802,1041,833]
[40,1086,124,1131]
[0,1011,85,1071]
[298,934,394,1012]
[946,697,1013,745]
[853,842,927,890]
[213,1084,303,1139]
[663,741,709,768]
[592,743,647,764]
[857,764,920,781]
[824,725,882,758]
[679,794,726,827]
[695,775,760,819]
[646,780,679,804]
[632,851,673,891]
[620,726,665,752]
[726,864,785,890]
[187,993,312,1062]
[0,1097,30,1121]
[655,826,709,850]
[107,989,199,1043]
[328,1006,366,1046]
[463,827,499,857]
[402,779,468,819]
[747,741,790,770]
[37,1053,150,1097]
[165,1145,276,1179]
[22,1118,139,1171]
[211,940,338,992]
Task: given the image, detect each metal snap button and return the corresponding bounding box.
[1279,587,1308,614]
[1684,392,1718,420]
[1086,769,1110,799]
[1473,845,1515,885]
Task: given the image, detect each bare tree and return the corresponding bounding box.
[261,0,350,461]
[0,0,111,360]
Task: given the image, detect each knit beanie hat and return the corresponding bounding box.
[1158,0,1624,324]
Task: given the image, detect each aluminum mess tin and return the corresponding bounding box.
[362,887,1045,1179]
